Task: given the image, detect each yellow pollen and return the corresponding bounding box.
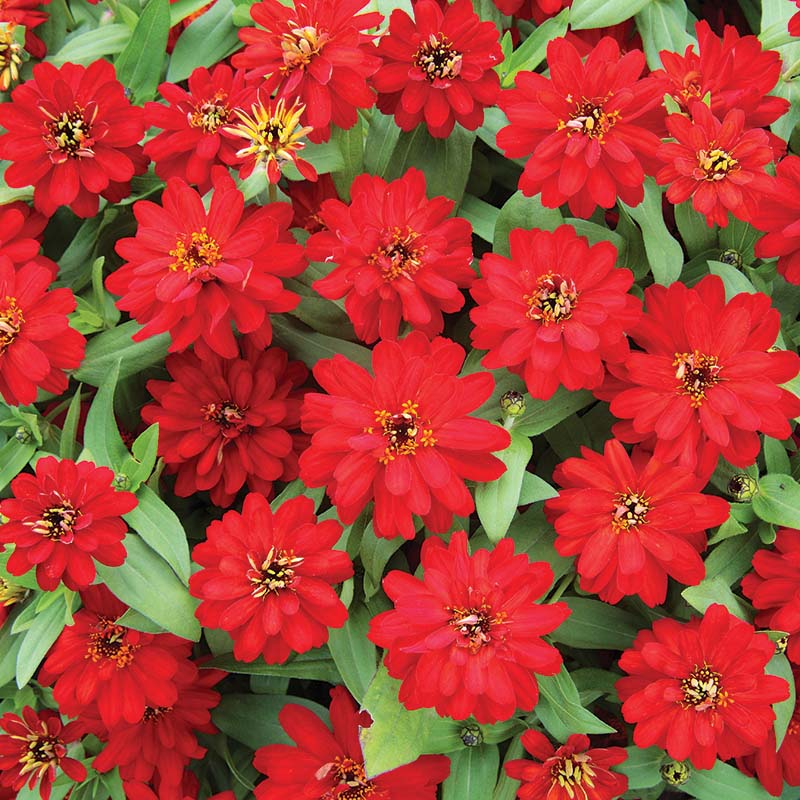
[41,103,96,159]
[696,147,739,181]
[316,756,375,800]
[524,273,578,324]
[673,350,722,407]
[143,705,172,722]
[369,227,426,282]
[280,24,330,74]
[246,547,304,598]
[681,664,729,711]
[0,576,27,607]
[0,295,24,355]
[0,24,22,92]
[85,617,139,668]
[448,604,507,655]
[550,753,597,800]
[372,400,436,464]
[29,499,80,543]
[611,490,650,532]
[414,33,463,82]
[169,227,222,276]
[558,97,620,142]
[188,92,230,133]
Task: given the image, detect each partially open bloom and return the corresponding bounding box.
[616,604,790,769]
[309,168,474,343]
[470,225,641,400]
[0,59,146,218]
[253,686,450,798]
[0,0,50,59]
[545,439,730,606]
[0,707,86,800]
[373,0,502,138]
[369,531,569,723]
[190,493,352,663]
[505,730,628,800]
[108,168,305,357]
[497,37,666,218]
[0,456,137,592]
[300,332,511,539]
[0,24,23,92]
[656,102,774,227]
[0,257,85,406]
[234,0,382,142]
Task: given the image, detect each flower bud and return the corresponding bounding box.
[500,390,526,417]
[718,248,742,268]
[113,473,131,491]
[14,426,31,444]
[727,474,756,502]
[460,724,483,747]
[660,760,690,786]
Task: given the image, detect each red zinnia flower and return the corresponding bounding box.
[470,225,641,400]
[309,168,474,343]
[0,455,137,592]
[0,59,147,218]
[545,439,730,607]
[616,603,790,769]
[0,201,57,276]
[741,528,800,665]
[143,65,254,192]
[369,531,569,723]
[656,102,774,227]
[107,168,305,357]
[142,339,308,507]
[493,0,569,22]
[505,730,628,800]
[497,37,666,218]
[38,585,192,728]
[253,685,450,798]
[299,332,511,539]
[566,20,643,58]
[0,257,85,406]
[598,275,800,473]
[233,0,382,142]
[0,0,50,59]
[0,706,86,800]
[792,2,800,37]
[190,493,352,663]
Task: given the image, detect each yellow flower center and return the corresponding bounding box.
[86,618,139,668]
[414,33,463,82]
[31,500,81,543]
[560,96,620,141]
[369,401,436,464]
[246,547,304,598]
[0,295,24,356]
[448,604,506,654]
[41,103,96,159]
[681,664,730,711]
[169,227,222,276]
[611,491,650,532]
[673,350,722,407]
[369,227,426,282]
[696,147,739,181]
[189,93,230,133]
[549,753,597,799]
[280,24,330,74]
[524,274,578,324]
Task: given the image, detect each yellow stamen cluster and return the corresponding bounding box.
[611,491,650,532]
[317,756,375,800]
[371,400,436,464]
[681,664,730,711]
[449,604,507,654]
[14,730,65,784]
[0,295,24,356]
[559,96,620,142]
[31,500,80,542]
[189,92,230,133]
[0,576,28,608]
[280,24,329,74]
[414,33,463,82]
[246,547,304,598]
[524,274,578,324]
[41,104,96,159]
[673,350,722,407]
[169,227,222,275]
[369,227,426,282]
[86,617,139,668]
[549,753,598,800]
[695,147,739,181]
[0,24,23,93]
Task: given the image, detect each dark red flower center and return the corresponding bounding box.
[189,93,231,133]
[280,24,330,74]
[246,547,304,598]
[0,295,24,355]
[32,501,81,543]
[681,664,728,711]
[695,147,739,181]
[169,227,222,278]
[549,753,596,795]
[202,400,249,436]
[16,733,66,775]
[143,705,172,722]
[41,103,96,160]
[673,350,722,407]
[449,605,506,654]
[611,491,650,532]
[319,756,376,800]
[524,274,578,324]
[561,97,619,141]
[414,33,463,82]
[369,226,426,282]
[86,617,140,667]
[371,401,436,464]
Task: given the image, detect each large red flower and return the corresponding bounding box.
[142,339,307,507]
[0,0,50,59]
[0,59,146,218]
[0,257,85,406]
[190,493,352,663]
[493,0,569,22]
[598,275,800,473]
[0,456,137,592]
[0,201,56,276]
[470,225,641,400]
[373,0,502,138]
[369,531,569,723]
[505,730,628,800]
[233,0,382,142]
[253,686,450,798]
[107,168,305,357]
[309,168,474,343]
[497,37,666,218]
[545,439,730,606]
[299,332,511,539]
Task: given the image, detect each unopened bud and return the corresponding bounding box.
[113,473,131,491]
[14,426,31,444]
[719,248,742,268]
[660,760,690,786]
[727,474,756,502]
[460,724,483,747]
[776,635,789,655]
[500,390,526,417]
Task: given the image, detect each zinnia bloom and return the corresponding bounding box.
[0,455,137,592]
[545,439,730,606]
[493,0,569,21]
[0,706,86,800]
[470,225,641,400]
[309,168,474,343]
[190,492,352,663]
[656,102,774,227]
[299,332,511,539]
[107,168,305,357]
[142,339,308,507]
[0,201,57,276]
[0,257,85,406]
[792,2,800,37]
[373,0,502,138]
[497,37,666,218]
[233,0,382,142]
[505,730,628,800]
[616,603,790,769]
[253,685,450,798]
[599,275,800,473]
[0,59,146,218]
[369,531,569,723]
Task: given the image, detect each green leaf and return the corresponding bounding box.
[0,439,36,493]
[169,0,215,25]
[549,597,640,650]
[493,736,525,800]
[115,0,170,103]
[442,745,500,800]
[675,201,717,257]
[460,194,499,243]
[682,576,753,620]
[571,0,653,30]
[16,593,67,687]
[271,315,372,370]
[493,192,563,257]
[707,260,758,299]
[518,472,558,505]
[634,0,695,69]
[48,25,132,65]
[764,437,792,476]
[704,530,759,585]
[330,118,365,201]
[364,110,403,178]
[119,423,159,491]
[767,652,796,748]
[360,526,405,600]
[682,758,773,800]
[271,478,326,511]
[58,384,84,461]
[753,474,800,529]
[206,647,341,683]
[328,602,378,703]
[84,359,129,472]
[0,615,23,687]
[511,388,595,437]
[499,9,569,87]
[617,746,665,790]
[115,608,167,633]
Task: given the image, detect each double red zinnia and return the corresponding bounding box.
[0,201,56,276]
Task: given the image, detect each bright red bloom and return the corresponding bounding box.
[505,730,628,800]
[0,0,50,58]
[373,0,502,139]
[0,201,57,276]
[369,531,569,723]
[497,37,666,218]
[0,257,85,406]
[0,707,86,800]
[493,0,569,22]
[792,2,800,36]
[599,275,800,473]
[470,225,640,400]
[545,439,730,607]
[309,168,474,343]
[38,585,192,728]
[0,456,137,592]
[741,529,800,665]
[233,0,382,142]
[253,685,450,798]
[0,60,147,218]
[285,173,339,233]
[616,603,790,769]
[144,65,254,192]
[107,168,305,357]
[656,102,774,227]
[190,493,352,663]
[566,20,643,57]
[299,332,511,539]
